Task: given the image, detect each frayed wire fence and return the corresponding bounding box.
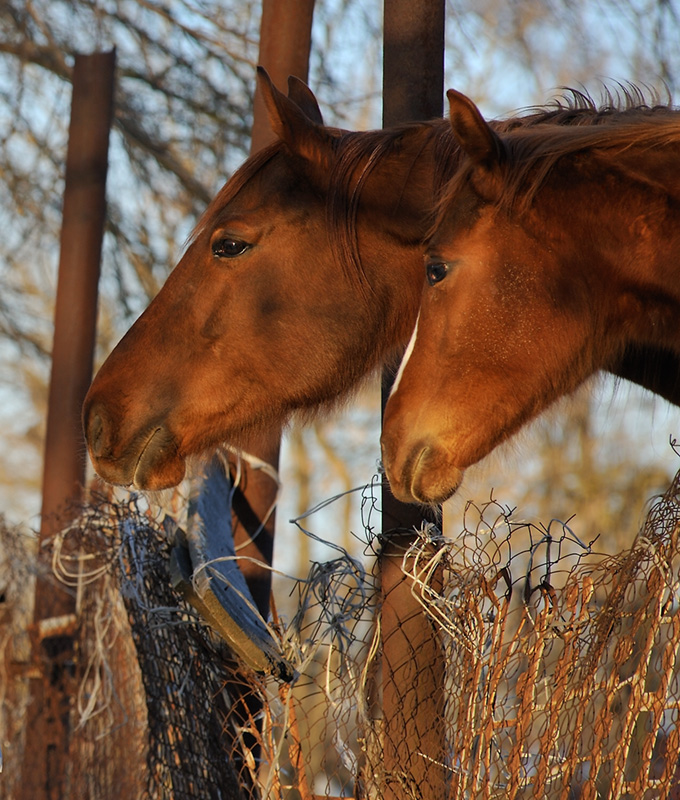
[2,462,680,797]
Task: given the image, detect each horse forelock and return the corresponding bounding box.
[435,90,680,223]
[327,119,454,297]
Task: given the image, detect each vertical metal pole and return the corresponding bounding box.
[251,0,316,153]
[380,3,447,798]
[381,0,445,535]
[21,51,115,800]
[382,0,445,125]
[40,51,115,552]
[228,0,315,620]
[217,11,315,795]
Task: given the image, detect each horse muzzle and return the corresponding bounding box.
[381,436,464,506]
[84,401,186,490]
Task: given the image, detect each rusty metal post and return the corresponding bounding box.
[379,536,447,796]
[381,0,445,535]
[20,51,115,800]
[228,0,315,619]
[251,0,315,154]
[380,3,447,797]
[39,50,115,551]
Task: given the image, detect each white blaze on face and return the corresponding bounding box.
[390,313,420,397]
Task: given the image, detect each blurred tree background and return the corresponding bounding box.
[0,0,678,572]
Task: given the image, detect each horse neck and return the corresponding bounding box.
[539,143,680,353]
[604,146,680,319]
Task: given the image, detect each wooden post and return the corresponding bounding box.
[21,51,115,800]
[380,3,447,797]
[228,0,316,620]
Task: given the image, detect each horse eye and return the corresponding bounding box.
[426,261,450,286]
[212,237,250,258]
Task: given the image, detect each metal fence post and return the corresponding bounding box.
[21,50,115,800]
[380,3,447,797]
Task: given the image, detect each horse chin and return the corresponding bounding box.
[131,426,186,490]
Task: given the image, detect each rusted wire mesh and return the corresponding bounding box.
[2,464,680,798]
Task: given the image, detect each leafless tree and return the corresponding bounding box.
[0,0,679,536]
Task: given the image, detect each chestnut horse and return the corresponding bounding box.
[84,72,680,491]
[382,88,680,505]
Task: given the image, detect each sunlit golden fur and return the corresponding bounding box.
[83,73,680,492]
[382,88,680,506]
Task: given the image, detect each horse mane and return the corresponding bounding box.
[329,85,679,288]
[187,118,457,298]
[189,86,678,292]
[326,119,455,295]
[437,86,679,221]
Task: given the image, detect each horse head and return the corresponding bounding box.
[83,70,429,489]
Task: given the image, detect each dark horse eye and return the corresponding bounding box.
[426,261,450,286]
[212,237,250,258]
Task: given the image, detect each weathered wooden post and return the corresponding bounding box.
[380,3,448,797]
[21,50,115,800]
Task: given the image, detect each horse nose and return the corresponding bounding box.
[382,435,430,503]
[382,433,464,506]
[86,408,104,457]
[83,398,112,459]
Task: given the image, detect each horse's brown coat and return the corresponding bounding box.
[83,73,680,491]
[382,88,680,505]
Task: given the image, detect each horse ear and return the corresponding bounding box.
[446,89,503,171]
[256,66,333,170]
[287,75,324,125]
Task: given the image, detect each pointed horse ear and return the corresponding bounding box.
[287,75,324,125]
[256,66,334,171]
[446,89,503,172]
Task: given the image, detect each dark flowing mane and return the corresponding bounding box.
[436,87,680,223]
[326,119,455,294]
[187,118,459,297]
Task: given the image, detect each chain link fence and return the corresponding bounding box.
[2,464,680,798]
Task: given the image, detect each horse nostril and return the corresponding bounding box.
[87,411,105,457]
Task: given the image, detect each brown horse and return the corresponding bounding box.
[84,72,680,490]
[382,88,680,505]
